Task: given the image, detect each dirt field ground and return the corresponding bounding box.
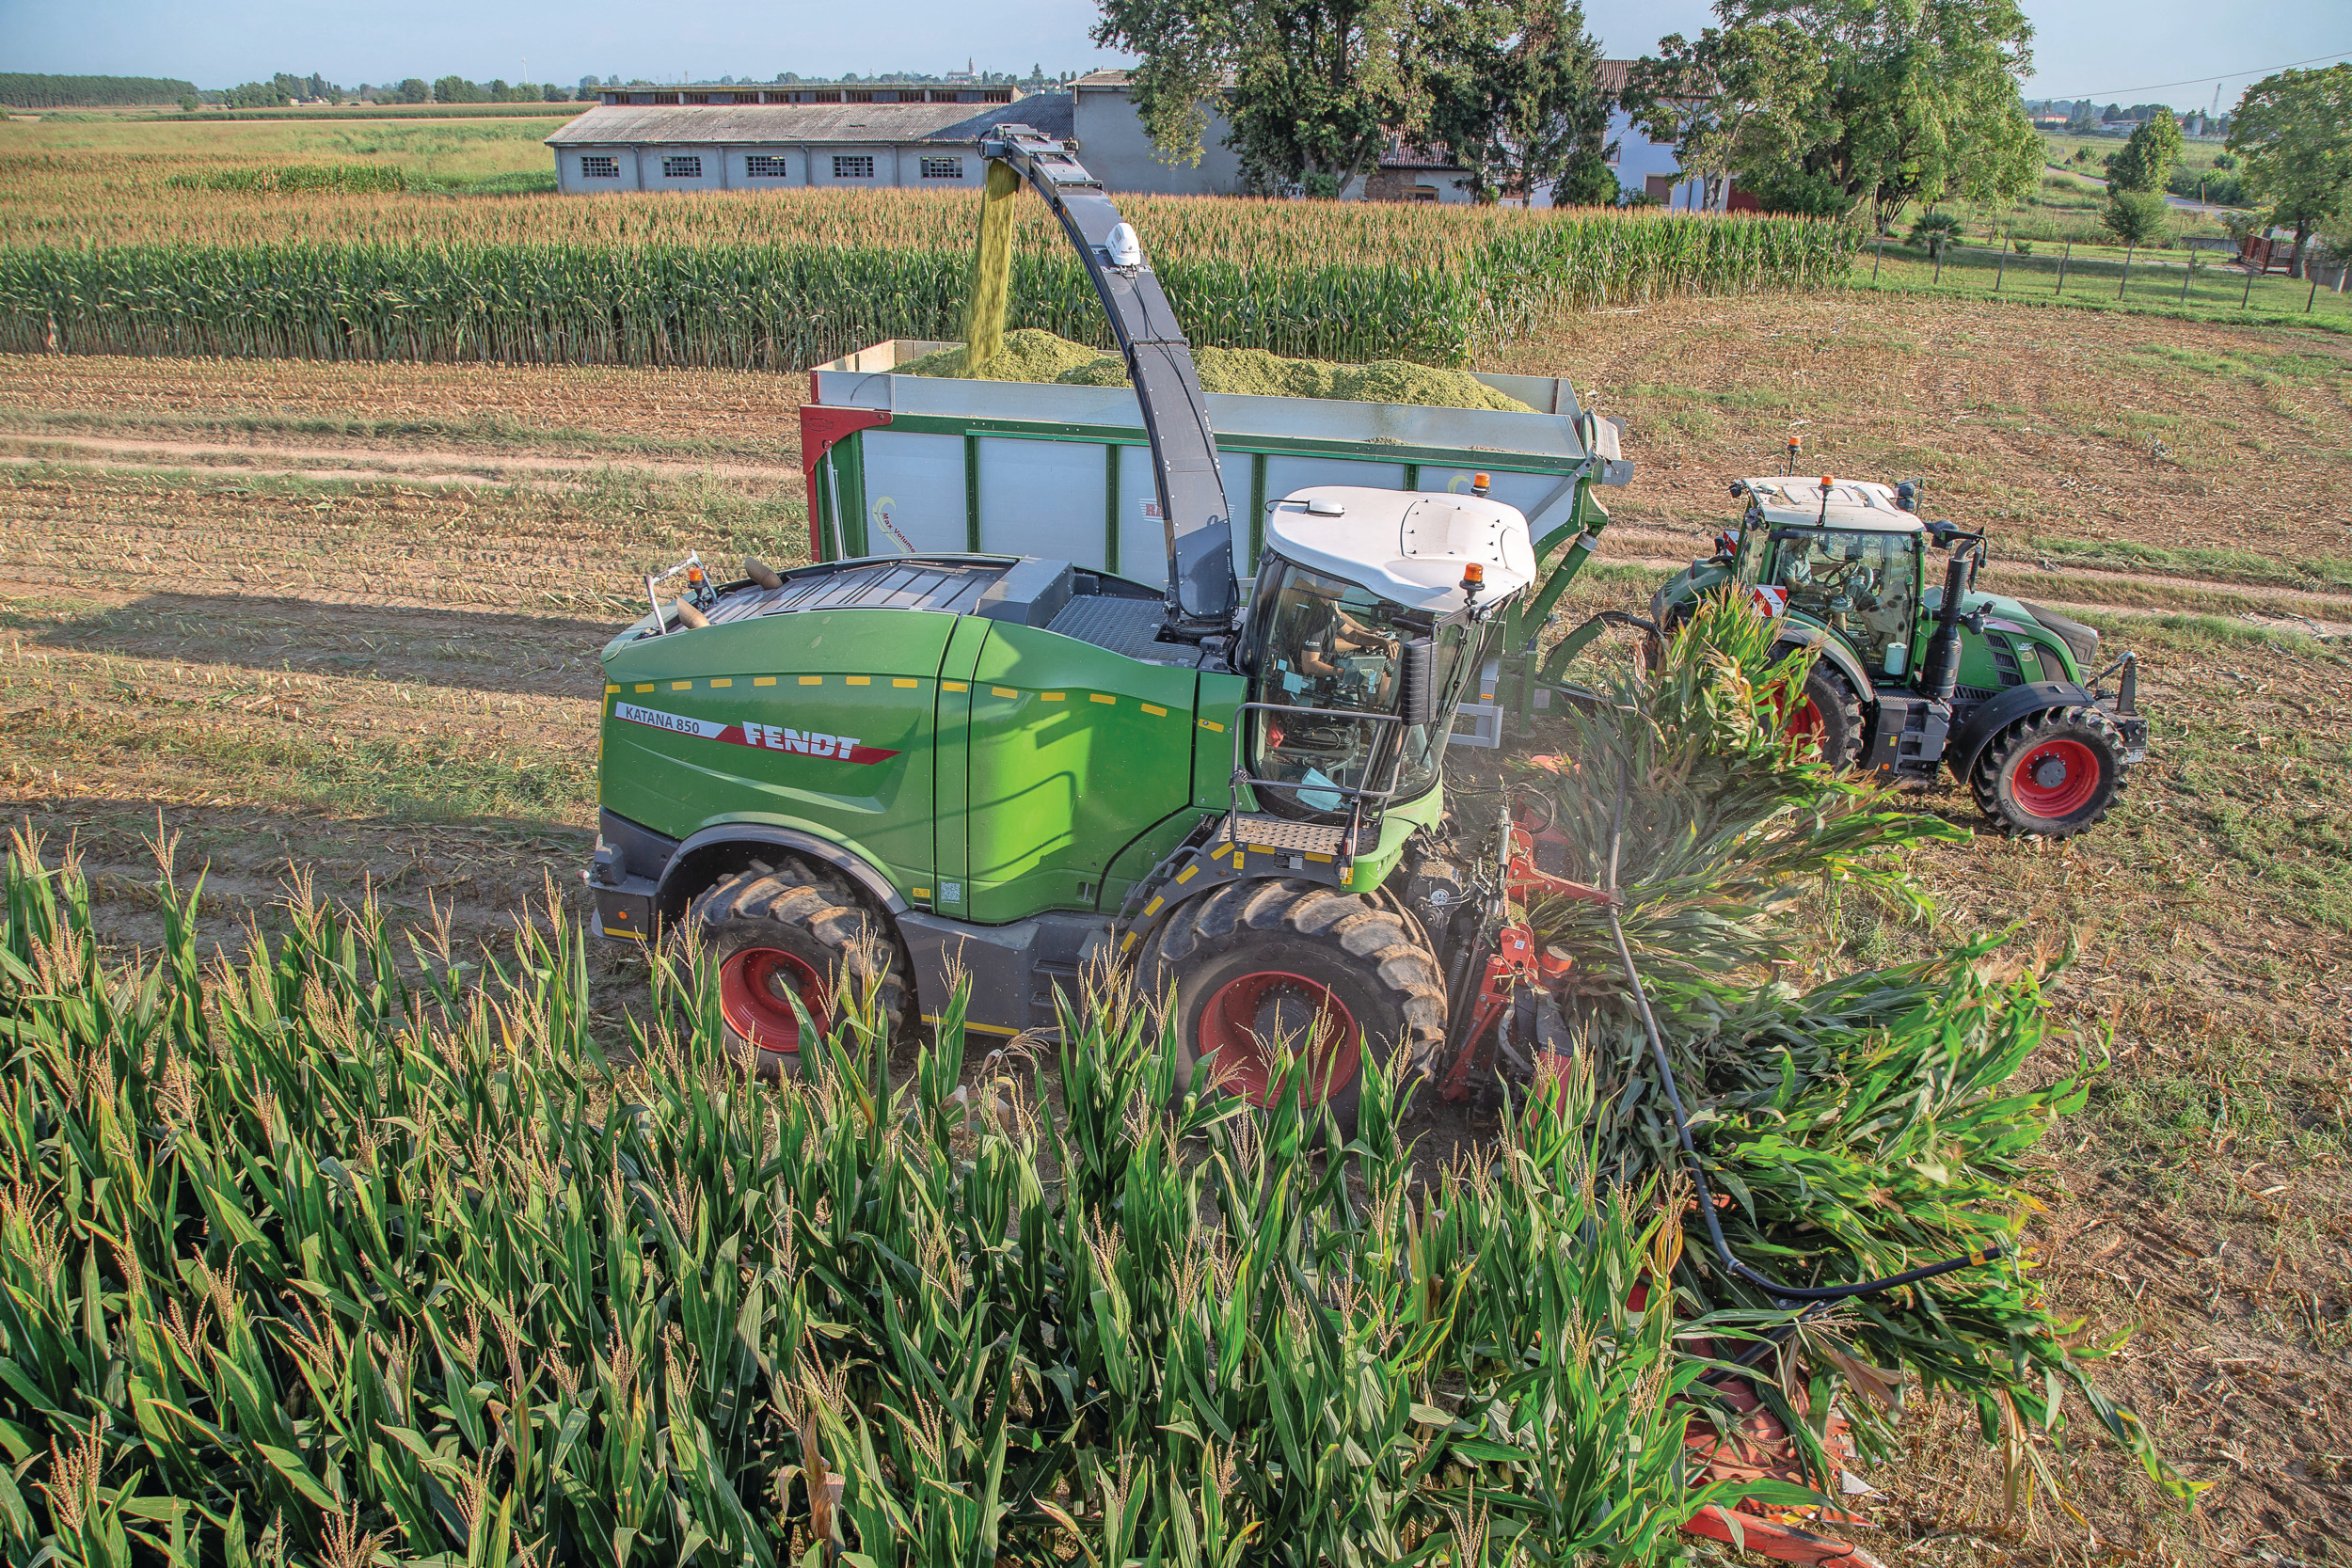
[4,292,2350,1564]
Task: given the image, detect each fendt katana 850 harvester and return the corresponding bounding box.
[585,126,1629,1124]
[583,127,2002,1568]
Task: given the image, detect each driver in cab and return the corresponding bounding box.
[1294,590,1398,703]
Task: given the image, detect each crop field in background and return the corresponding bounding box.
[3,289,2350,1563]
[0,116,1854,367]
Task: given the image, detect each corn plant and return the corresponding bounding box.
[1525,596,2200,1511]
[0,833,1794,1567]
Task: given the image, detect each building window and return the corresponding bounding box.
[746,153,789,178]
[847,89,874,103]
[580,154,620,179]
[919,157,962,180]
[663,154,703,179]
[684,92,707,104]
[833,154,875,179]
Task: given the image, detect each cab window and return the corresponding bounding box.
[1771,528,1920,677]
[1248,560,1460,816]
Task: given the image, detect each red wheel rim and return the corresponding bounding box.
[2009,736,2102,818]
[1772,687,1826,751]
[1197,971,1360,1107]
[719,947,829,1053]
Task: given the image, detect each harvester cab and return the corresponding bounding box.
[1652,470,2150,839]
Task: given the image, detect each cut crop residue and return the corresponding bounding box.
[901,329,1534,414]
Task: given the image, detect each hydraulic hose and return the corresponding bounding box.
[1603,758,2003,1306]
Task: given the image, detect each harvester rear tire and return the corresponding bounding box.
[1972,705,2126,839]
[1136,879,1445,1133]
[682,862,913,1078]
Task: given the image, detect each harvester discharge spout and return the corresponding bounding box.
[978,125,1236,634]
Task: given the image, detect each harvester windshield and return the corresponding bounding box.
[1245,558,1467,816]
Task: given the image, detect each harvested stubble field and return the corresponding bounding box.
[3,290,2352,1563]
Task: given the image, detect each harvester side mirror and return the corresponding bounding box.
[1896,480,1920,513]
[1399,639,1438,728]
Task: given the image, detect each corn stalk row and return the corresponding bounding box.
[0,844,1774,1568]
[0,210,1854,371]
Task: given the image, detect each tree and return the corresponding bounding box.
[1622,0,2040,229]
[434,75,486,104]
[543,83,571,102]
[2228,64,2352,279]
[1420,0,1616,205]
[2101,188,2169,247]
[1090,0,1423,196]
[2104,109,2181,192]
[397,78,431,103]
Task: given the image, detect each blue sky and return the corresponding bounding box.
[0,0,2343,110]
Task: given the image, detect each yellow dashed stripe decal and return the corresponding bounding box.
[754,676,776,687]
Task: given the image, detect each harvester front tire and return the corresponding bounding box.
[1776,658,1866,769]
[1136,879,1445,1133]
[683,862,912,1078]
[1973,706,2126,840]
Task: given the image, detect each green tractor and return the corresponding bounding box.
[1649,467,2148,839]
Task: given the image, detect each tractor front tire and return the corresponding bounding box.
[683,862,912,1077]
[1777,658,1866,769]
[1136,879,1445,1133]
[1972,706,2126,839]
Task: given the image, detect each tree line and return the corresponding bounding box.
[1090,0,2048,214]
[0,72,199,107]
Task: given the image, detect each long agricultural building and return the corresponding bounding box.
[546,82,1067,193]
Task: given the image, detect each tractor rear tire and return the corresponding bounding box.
[683,861,913,1077]
[1775,657,1866,769]
[1972,706,2126,839]
[1136,879,1445,1133]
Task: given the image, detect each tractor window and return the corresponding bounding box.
[1772,528,1921,678]
[1246,559,1461,816]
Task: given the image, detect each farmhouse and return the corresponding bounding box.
[546,81,1070,193]
[545,66,1724,208]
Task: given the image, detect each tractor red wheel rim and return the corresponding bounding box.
[1772,688,1826,750]
[1198,971,1360,1106]
[718,947,829,1054]
[2010,736,2101,817]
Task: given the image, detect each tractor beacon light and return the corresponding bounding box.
[1818,477,1835,524]
[1471,471,1491,497]
[1783,434,1802,475]
[1462,561,1486,598]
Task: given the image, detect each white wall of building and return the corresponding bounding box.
[1605,107,1725,211]
[554,141,991,193]
[1073,82,1247,196]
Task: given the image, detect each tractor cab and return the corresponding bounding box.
[1240,486,1538,823]
[1737,478,1926,684]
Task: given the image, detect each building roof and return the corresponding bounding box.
[1597,59,1633,95]
[548,94,1072,148]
